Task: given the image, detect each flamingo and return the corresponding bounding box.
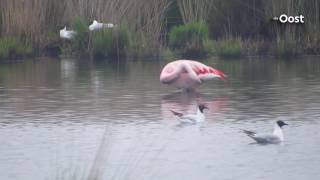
[60,26,76,40]
[160,60,227,91]
[89,20,114,31]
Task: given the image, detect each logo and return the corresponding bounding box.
[272,14,304,24]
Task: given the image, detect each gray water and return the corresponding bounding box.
[0,57,320,180]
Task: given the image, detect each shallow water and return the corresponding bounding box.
[0,57,320,180]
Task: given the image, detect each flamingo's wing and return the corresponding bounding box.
[193,64,227,82]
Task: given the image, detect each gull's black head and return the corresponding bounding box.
[277,120,288,128]
[198,104,208,113]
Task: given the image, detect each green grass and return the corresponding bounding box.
[72,17,89,53]
[169,21,210,57]
[0,37,33,60]
[214,38,243,59]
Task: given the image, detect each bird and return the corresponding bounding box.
[242,120,288,144]
[160,60,227,91]
[60,26,76,40]
[171,104,208,123]
[89,20,114,31]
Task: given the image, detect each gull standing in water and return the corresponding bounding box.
[171,104,208,124]
[243,120,288,144]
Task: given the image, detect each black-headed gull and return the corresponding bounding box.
[171,104,208,123]
[89,20,114,31]
[60,26,76,40]
[243,120,288,144]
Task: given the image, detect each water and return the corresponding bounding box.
[0,57,320,180]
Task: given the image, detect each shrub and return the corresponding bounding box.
[91,25,130,58]
[215,38,243,59]
[169,21,209,57]
[0,37,33,60]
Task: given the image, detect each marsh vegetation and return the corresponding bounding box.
[0,0,319,61]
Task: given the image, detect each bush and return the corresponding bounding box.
[169,21,210,57]
[0,37,33,60]
[215,38,243,59]
[91,25,130,58]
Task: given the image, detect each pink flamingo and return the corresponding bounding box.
[160,60,227,91]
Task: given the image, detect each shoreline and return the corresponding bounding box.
[1,52,319,64]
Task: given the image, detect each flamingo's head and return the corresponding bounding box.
[215,69,227,82]
[160,62,181,84]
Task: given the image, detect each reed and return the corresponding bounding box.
[177,0,213,23]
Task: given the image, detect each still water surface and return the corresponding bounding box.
[0,57,320,180]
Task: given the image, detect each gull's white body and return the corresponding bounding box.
[89,20,114,31]
[160,60,227,90]
[60,27,76,39]
[179,108,205,123]
[172,106,205,123]
[244,123,286,144]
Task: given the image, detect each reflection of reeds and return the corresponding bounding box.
[87,124,113,180]
[53,124,113,180]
